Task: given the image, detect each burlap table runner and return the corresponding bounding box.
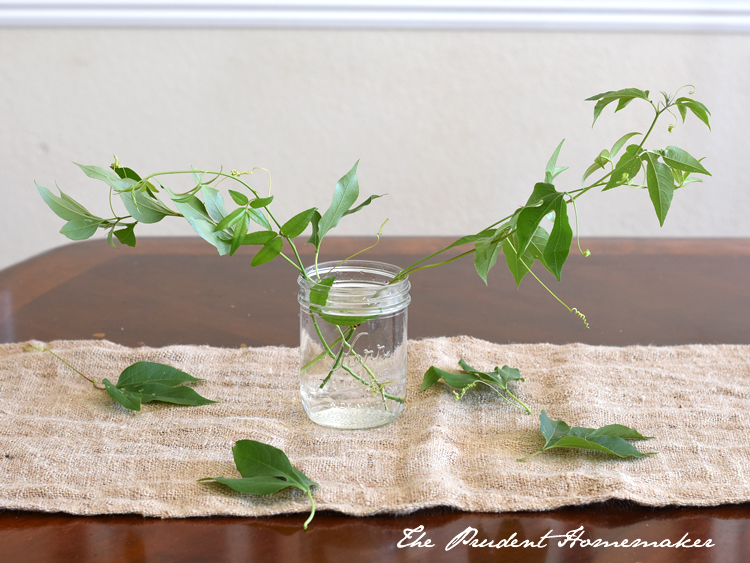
[1,337,749,517]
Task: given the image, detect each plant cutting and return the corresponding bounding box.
[517,410,657,461]
[23,345,217,411]
[421,360,530,413]
[199,439,317,529]
[36,87,711,429]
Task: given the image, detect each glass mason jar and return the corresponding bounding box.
[297,260,411,430]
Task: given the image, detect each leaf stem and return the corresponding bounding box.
[503,388,532,415]
[285,236,310,279]
[23,345,103,388]
[516,449,544,463]
[303,489,316,530]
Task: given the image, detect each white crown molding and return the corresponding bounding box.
[2,1,750,31]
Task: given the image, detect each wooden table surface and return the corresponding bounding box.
[1,236,750,563]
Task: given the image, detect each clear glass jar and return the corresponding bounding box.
[297,260,411,430]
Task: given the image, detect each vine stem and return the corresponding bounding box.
[137,168,312,278]
[140,170,261,199]
[505,239,589,328]
[391,213,516,283]
[301,332,345,372]
[319,327,355,388]
[311,315,336,359]
[318,219,390,283]
[393,248,475,282]
[276,251,304,274]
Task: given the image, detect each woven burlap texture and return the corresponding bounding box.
[1,337,748,518]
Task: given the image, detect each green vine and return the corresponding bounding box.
[36,86,711,408]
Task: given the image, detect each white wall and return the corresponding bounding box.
[0,27,744,271]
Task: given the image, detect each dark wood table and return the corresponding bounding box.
[1,236,749,563]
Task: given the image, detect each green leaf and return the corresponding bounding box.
[662,146,710,176]
[247,208,273,231]
[169,190,200,204]
[181,195,211,221]
[603,144,643,191]
[675,97,711,130]
[59,192,93,218]
[230,211,250,257]
[280,207,317,239]
[103,378,141,411]
[199,440,317,529]
[473,236,504,284]
[250,196,274,209]
[502,233,535,287]
[343,194,385,216]
[543,196,572,282]
[36,182,95,222]
[166,189,212,224]
[113,223,137,247]
[610,132,642,159]
[502,226,549,286]
[419,365,444,392]
[516,189,565,256]
[644,152,675,226]
[526,225,550,270]
[457,360,524,390]
[182,215,231,256]
[133,382,217,406]
[59,219,101,240]
[581,158,605,187]
[103,361,218,410]
[251,237,283,267]
[228,189,249,206]
[234,439,318,493]
[420,360,529,412]
[314,161,360,250]
[306,210,323,249]
[586,88,650,126]
[420,366,480,392]
[310,276,336,307]
[241,230,277,245]
[525,182,557,207]
[120,190,175,224]
[214,207,245,233]
[519,410,656,461]
[202,186,228,223]
[116,361,203,389]
[676,176,703,189]
[75,163,134,192]
[445,227,498,251]
[113,166,142,182]
[544,140,568,183]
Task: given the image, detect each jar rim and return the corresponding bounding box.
[297,260,409,290]
[297,260,411,315]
